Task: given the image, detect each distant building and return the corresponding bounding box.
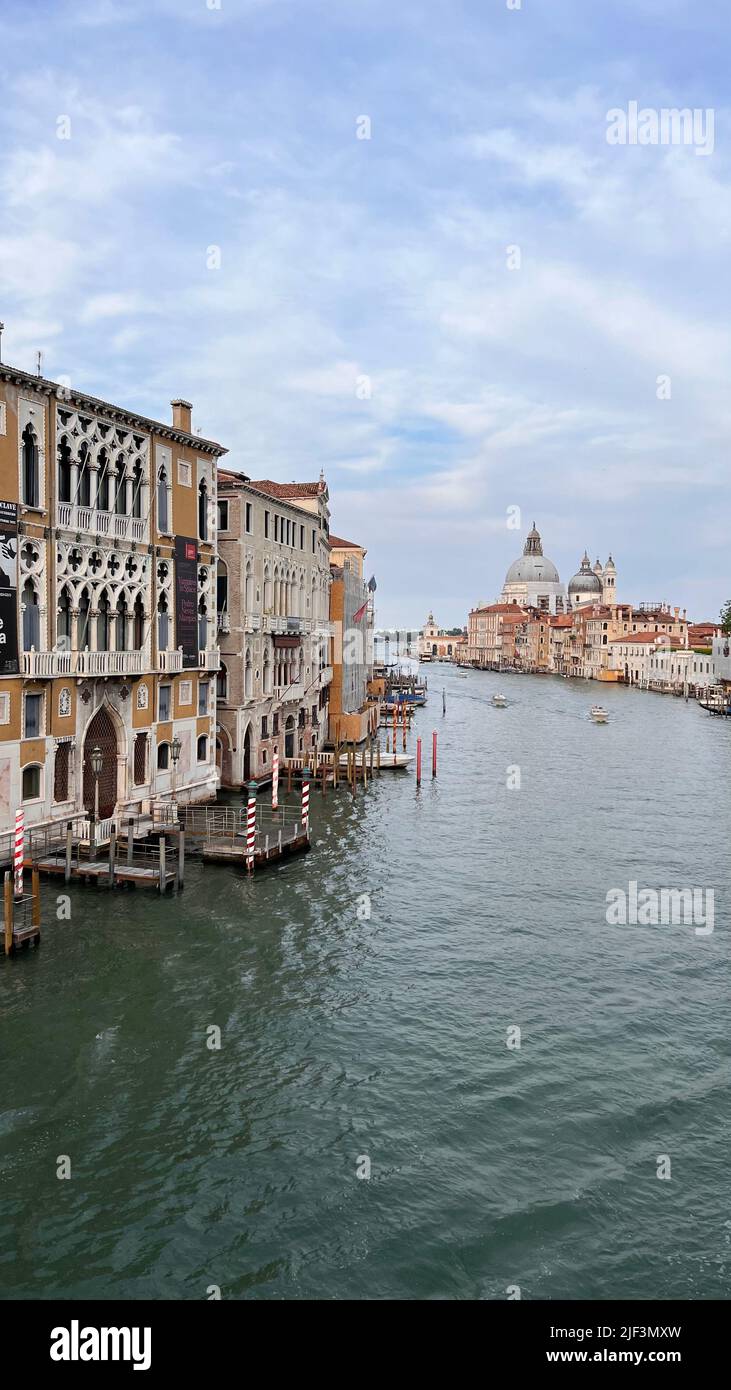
[418,613,466,660]
[328,535,379,744]
[500,524,566,613]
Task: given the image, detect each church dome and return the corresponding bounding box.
[504,524,560,586]
[568,551,603,596]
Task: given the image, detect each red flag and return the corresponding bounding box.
[353,600,368,622]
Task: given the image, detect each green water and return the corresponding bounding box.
[1,668,730,1300]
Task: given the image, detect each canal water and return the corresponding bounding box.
[2,668,730,1301]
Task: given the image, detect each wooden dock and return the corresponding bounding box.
[33,853,177,891]
[179,805,310,871]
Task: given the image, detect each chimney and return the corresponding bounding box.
[673,606,679,620]
[171,399,192,433]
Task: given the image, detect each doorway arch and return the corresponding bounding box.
[82,704,122,818]
[284,714,295,760]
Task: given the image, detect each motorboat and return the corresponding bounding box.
[492,692,507,708]
[590,705,608,723]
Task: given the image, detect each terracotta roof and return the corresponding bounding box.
[471,603,526,615]
[609,633,684,645]
[329,534,363,550]
[250,479,325,499]
[217,467,251,486]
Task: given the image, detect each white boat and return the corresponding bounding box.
[492,692,507,708]
[590,705,608,723]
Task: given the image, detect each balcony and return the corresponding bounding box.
[22,648,145,678]
[57,503,147,543]
[277,682,305,703]
[319,665,333,686]
[157,649,184,673]
[199,649,221,671]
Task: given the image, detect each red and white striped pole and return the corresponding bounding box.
[14,809,24,899]
[246,780,257,873]
[301,767,310,837]
[432,730,437,778]
[272,747,279,811]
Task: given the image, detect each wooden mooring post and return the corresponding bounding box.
[127,816,135,866]
[177,827,185,890]
[107,825,117,888]
[158,834,166,895]
[65,820,73,884]
[4,871,13,957]
[32,868,40,930]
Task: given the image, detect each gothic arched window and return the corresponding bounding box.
[22,578,40,650]
[157,465,169,533]
[22,424,39,508]
[198,480,208,541]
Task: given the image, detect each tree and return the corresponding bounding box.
[720,600,731,635]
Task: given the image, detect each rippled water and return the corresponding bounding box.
[2,668,730,1300]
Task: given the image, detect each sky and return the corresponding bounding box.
[0,0,729,628]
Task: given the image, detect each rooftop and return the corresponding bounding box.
[0,361,227,456]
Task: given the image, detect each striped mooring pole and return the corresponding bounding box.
[301,768,310,836]
[246,780,257,874]
[14,808,24,899]
[416,737,422,787]
[272,747,279,811]
[432,730,438,778]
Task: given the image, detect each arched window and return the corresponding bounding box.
[245,562,254,614]
[245,648,253,698]
[22,579,40,650]
[263,647,272,695]
[132,461,143,519]
[58,438,72,503]
[264,566,272,611]
[216,662,228,701]
[157,593,169,651]
[78,442,91,507]
[22,424,39,508]
[115,455,127,515]
[198,479,208,540]
[157,742,170,770]
[198,597,208,652]
[57,586,72,648]
[133,594,145,650]
[116,593,128,651]
[217,559,228,615]
[197,734,208,762]
[22,764,42,801]
[78,587,91,650]
[96,448,109,511]
[97,591,111,651]
[157,464,169,533]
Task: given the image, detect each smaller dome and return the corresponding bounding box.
[568,551,603,596]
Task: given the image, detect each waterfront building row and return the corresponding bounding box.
[0,362,380,837]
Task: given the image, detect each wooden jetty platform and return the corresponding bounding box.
[179,804,310,870]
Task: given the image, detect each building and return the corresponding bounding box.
[464,602,527,668]
[567,552,617,608]
[328,534,378,744]
[418,613,466,660]
[500,524,567,613]
[0,363,224,835]
[215,472,333,782]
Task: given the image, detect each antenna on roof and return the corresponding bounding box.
[0,322,4,363]
[36,350,42,377]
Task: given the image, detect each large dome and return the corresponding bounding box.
[505,554,560,585]
[504,523,559,586]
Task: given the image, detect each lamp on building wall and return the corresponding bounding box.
[90,744,103,823]
[171,734,182,809]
